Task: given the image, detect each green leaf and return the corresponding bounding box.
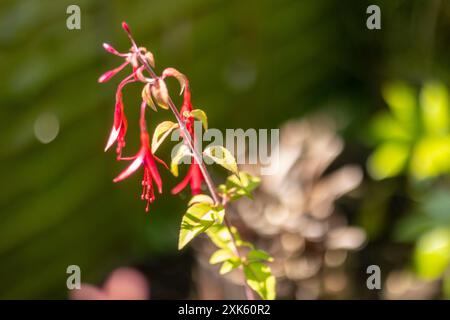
[222,171,261,200]
[220,259,241,275]
[414,228,450,280]
[244,262,276,300]
[170,144,191,177]
[151,121,178,153]
[206,225,238,251]
[178,203,223,250]
[420,81,449,136]
[382,81,418,133]
[188,194,214,206]
[247,249,273,262]
[188,109,208,130]
[370,112,411,143]
[203,145,238,174]
[367,142,410,180]
[209,249,236,264]
[410,136,450,180]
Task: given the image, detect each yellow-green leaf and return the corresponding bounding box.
[420,81,449,136]
[178,203,225,249]
[209,249,236,264]
[219,259,241,275]
[382,81,417,133]
[244,262,276,300]
[152,121,178,153]
[247,249,273,262]
[204,145,238,174]
[367,142,409,180]
[410,136,450,180]
[178,203,215,250]
[188,194,214,206]
[171,144,191,177]
[190,109,208,130]
[414,228,450,280]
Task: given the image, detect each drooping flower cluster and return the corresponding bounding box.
[99,22,204,211]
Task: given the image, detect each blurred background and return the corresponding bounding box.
[0,0,449,299]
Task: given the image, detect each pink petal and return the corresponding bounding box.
[98,61,129,83]
[104,124,121,152]
[113,153,144,182]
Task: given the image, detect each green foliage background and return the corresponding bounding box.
[0,0,448,298]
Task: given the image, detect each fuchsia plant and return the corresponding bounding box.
[99,22,275,300]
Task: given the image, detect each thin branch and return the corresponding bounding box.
[133,43,255,300]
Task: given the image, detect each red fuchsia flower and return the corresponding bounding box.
[170,81,205,196]
[113,101,167,212]
[103,72,134,157]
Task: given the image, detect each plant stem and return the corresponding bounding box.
[135,50,254,300]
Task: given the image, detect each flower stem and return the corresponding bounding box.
[134,48,254,300]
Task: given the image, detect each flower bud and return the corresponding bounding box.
[102,43,120,55]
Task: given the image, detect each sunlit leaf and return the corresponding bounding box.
[170,144,191,177]
[189,109,208,130]
[178,203,214,250]
[188,194,214,206]
[410,136,450,180]
[244,262,276,300]
[420,81,449,136]
[220,171,261,200]
[247,249,273,262]
[178,203,225,249]
[367,142,410,180]
[220,259,241,275]
[203,145,238,174]
[414,228,450,280]
[209,249,236,264]
[151,121,178,153]
[382,82,418,134]
[370,112,411,143]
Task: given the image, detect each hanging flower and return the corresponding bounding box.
[113,102,167,211]
[170,81,205,195]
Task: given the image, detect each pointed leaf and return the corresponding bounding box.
[247,250,273,262]
[188,109,208,130]
[171,144,192,177]
[152,121,178,153]
[209,249,236,264]
[420,81,449,135]
[244,262,276,300]
[220,259,241,275]
[204,145,238,174]
[188,194,214,206]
